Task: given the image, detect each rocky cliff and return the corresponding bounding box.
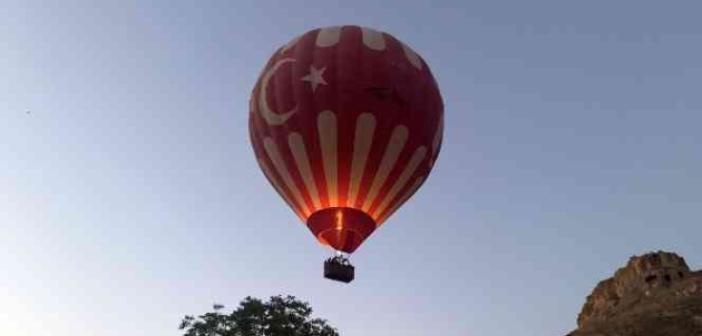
[567,251,702,336]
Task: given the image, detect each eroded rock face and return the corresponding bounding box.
[568,251,702,336]
[577,251,691,327]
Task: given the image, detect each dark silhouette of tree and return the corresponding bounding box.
[180,295,339,336]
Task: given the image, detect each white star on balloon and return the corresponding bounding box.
[301,65,327,92]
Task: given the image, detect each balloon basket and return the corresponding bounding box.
[324,255,354,283]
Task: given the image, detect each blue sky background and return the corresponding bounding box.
[2,1,701,335]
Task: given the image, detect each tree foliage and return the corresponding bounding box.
[180,295,339,336]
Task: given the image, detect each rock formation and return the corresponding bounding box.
[567,251,702,336]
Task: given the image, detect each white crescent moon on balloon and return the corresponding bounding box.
[258,58,297,126]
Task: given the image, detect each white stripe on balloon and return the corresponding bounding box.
[317,111,338,207]
[361,125,409,212]
[316,26,342,47]
[402,43,423,70]
[257,157,305,221]
[263,137,311,217]
[288,132,322,210]
[347,113,376,207]
[361,27,386,51]
[372,146,426,219]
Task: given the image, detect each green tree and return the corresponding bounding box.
[180,295,339,336]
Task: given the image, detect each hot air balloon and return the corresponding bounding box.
[249,25,443,283]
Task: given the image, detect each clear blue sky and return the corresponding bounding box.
[2,1,701,335]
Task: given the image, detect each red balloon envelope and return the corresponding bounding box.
[249,26,443,254]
